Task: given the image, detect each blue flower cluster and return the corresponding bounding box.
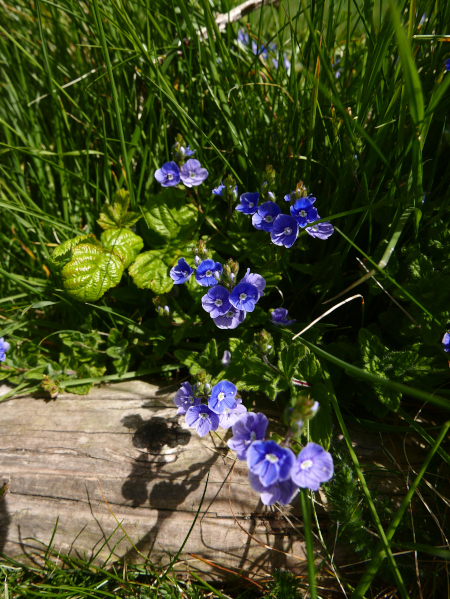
[235,182,334,248]
[170,253,266,330]
[155,135,208,188]
[0,337,10,362]
[237,29,290,71]
[174,378,334,505]
[175,380,247,436]
[442,332,450,352]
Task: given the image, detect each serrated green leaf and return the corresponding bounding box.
[101,228,144,268]
[50,235,100,269]
[296,353,322,384]
[128,250,174,294]
[278,344,308,381]
[61,244,124,302]
[141,188,198,248]
[97,189,142,230]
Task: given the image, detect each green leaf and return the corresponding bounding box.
[128,250,174,294]
[278,344,309,381]
[50,235,101,270]
[296,353,322,384]
[388,0,424,125]
[61,243,124,302]
[100,228,144,268]
[97,189,142,230]
[106,328,130,375]
[140,188,198,248]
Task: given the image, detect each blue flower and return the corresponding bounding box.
[445,58,450,72]
[247,440,295,487]
[235,192,259,215]
[170,258,194,284]
[180,159,209,188]
[252,40,268,59]
[208,380,237,414]
[271,308,296,326]
[240,268,266,299]
[201,285,231,318]
[180,145,196,157]
[306,221,334,240]
[0,338,10,362]
[185,404,220,437]
[195,259,222,287]
[229,282,259,312]
[270,214,299,248]
[248,471,299,506]
[237,29,249,46]
[227,412,268,461]
[442,332,450,352]
[155,161,180,187]
[174,382,201,415]
[221,350,232,366]
[219,401,247,429]
[213,307,246,329]
[290,195,318,227]
[252,201,282,232]
[212,182,226,195]
[290,442,334,491]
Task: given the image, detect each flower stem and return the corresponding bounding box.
[300,488,317,599]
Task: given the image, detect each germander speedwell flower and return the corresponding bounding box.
[180,159,209,187]
[247,440,295,487]
[208,380,237,414]
[271,214,299,248]
[227,412,268,460]
[195,259,222,287]
[174,382,201,415]
[155,161,180,187]
[0,338,10,362]
[170,258,194,284]
[201,286,231,318]
[213,306,246,329]
[290,442,334,491]
[185,404,219,437]
[290,195,318,227]
[235,192,259,215]
[252,201,281,232]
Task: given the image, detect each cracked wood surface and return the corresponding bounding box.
[0,380,428,580]
[0,381,311,578]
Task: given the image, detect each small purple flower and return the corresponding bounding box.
[185,404,220,437]
[271,214,299,248]
[443,332,450,353]
[252,40,268,59]
[252,201,282,232]
[290,195,318,227]
[291,442,334,491]
[305,221,334,240]
[229,282,259,312]
[208,380,237,414]
[155,161,181,187]
[248,471,299,506]
[219,400,247,429]
[212,182,226,195]
[271,308,296,327]
[213,306,246,329]
[170,258,194,284]
[221,350,232,366]
[247,440,295,487]
[445,58,450,72]
[228,412,268,460]
[180,159,209,188]
[195,259,222,287]
[0,338,10,362]
[202,285,231,318]
[235,192,259,215]
[237,29,249,46]
[240,268,266,299]
[180,145,196,157]
[174,382,201,415]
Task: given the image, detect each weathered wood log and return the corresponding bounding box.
[0,380,432,583]
[0,381,313,580]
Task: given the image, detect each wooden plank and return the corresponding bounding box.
[0,381,310,579]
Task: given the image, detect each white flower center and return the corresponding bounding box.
[167,173,173,180]
[215,299,223,306]
[249,202,254,208]
[300,459,313,470]
[182,270,188,277]
[265,215,273,222]
[239,293,247,300]
[250,431,256,441]
[218,392,225,401]
[190,171,196,178]
[199,413,208,420]
[226,311,233,318]
[189,396,195,404]
[266,453,279,464]
[284,227,292,235]
[300,210,307,217]
[206,270,212,277]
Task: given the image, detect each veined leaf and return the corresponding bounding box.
[101,228,144,268]
[61,243,124,302]
[50,234,100,269]
[97,189,141,230]
[128,250,174,294]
